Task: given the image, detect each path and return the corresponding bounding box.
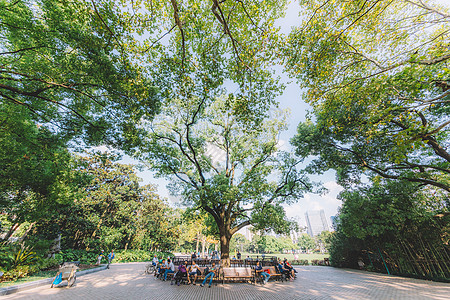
[2,263,449,299]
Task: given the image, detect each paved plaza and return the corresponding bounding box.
[2,262,449,300]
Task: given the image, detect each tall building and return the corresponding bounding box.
[330,216,337,230]
[305,210,329,237]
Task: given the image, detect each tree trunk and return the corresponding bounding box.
[201,235,206,257]
[3,223,19,241]
[196,232,200,253]
[220,234,231,267]
[18,222,36,243]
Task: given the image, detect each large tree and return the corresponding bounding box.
[286,0,449,193]
[139,96,315,265]
[126,0,317,265]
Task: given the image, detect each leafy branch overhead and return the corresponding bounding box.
[0,0,159,147]
[287,0,450,192]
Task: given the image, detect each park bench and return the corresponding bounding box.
[51,262,79,288]
[222,267,255,284]
[167,266,220,285]
[254,266,283,284]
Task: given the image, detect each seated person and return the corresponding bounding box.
[163,259,175,281]
[255,261,270,284]
[283,259,296,279]
[187,260,200,285]
[158,259,168,278]
[152,255,158,266]
[200,262,217,288]
[277,260,291,280]
[174,261,188,285]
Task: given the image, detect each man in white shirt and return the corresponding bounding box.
[164,259,175,281]
[152,255,158,266]
[187,261,199,285]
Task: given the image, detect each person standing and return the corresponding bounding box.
[107,250,115,269]
[237,251,241,260]
[97,250,104,265]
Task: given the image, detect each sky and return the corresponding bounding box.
[117,0,449,231]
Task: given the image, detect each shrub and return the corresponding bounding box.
[290,259,309,265]
[35,257,59,271]
[12,244,37,268]
[115,250,172,263]
[0,265,37,282]
[55,249,98,265]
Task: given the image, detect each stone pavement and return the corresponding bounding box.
[2,262,449,300]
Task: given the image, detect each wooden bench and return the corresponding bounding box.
[172,266,219,285]
[222,267,255,284]
[255,266,283,283]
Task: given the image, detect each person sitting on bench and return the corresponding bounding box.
[283,259,296,279]
[188,260,200,285]
[200,262,217,288]
[255,261,271,284]
[173,260,188,286]
[163,259,175,281]
[277,260,292,280]
[158,259,168,278]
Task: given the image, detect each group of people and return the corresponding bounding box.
[277,258,297,281]
[96,249,115,268]
[153,255,218,288]
[151,255,297,287]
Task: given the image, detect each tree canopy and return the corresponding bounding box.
[0,0,159,147]
[287,0,450,193]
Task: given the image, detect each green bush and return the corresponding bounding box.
[293,259,309,265]
[54,249,173,264]
[35,257,59,271]
[115,250,172,263]
[0,265,37,282]
[55,249,99,265]
[0,242,15,271]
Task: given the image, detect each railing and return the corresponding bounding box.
[172,256,278,267]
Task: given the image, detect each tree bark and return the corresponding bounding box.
[220,233,231,267]
[196,232,199,253]
[3,223,19,241]
[18,221,36,242]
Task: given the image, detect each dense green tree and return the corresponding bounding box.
[316,230,332,253]
[140,95,314,265]
[230,233,249,253]
[0,103,79,242]
[287,0,449,193]
[331,180,449,279]
[0,0,159,147]
[29,152,179,252]
[297,234,316,253]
